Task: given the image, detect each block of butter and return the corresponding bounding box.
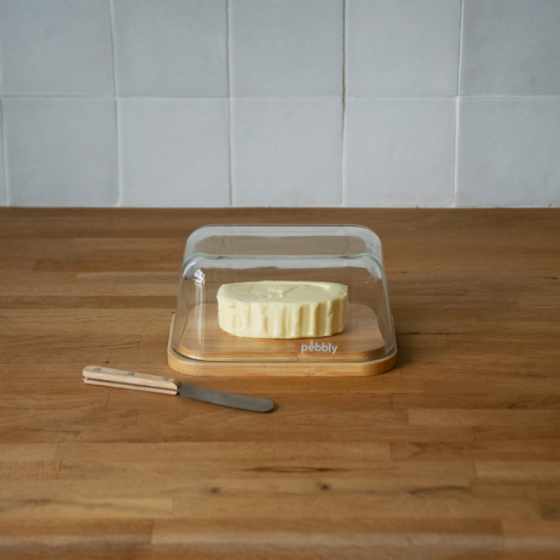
[217,281,348,339]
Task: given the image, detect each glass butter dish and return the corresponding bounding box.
[167,225,397,376]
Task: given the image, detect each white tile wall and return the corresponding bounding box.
[0,0,559,208]
[0,0,114,96]
[345,0,461,96]
[457,98,560,207]
[461,0,560,95]
[231,98,342,206]
[3,98,117,206]
[230,0,343,96]
[112,0,227,97]
[119,98,230,207]
[344,98,456,207]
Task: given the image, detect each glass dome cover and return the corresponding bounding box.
[167,224,397,376]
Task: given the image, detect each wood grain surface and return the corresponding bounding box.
[1,207,560,559]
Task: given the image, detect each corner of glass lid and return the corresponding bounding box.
[182,224,384,264]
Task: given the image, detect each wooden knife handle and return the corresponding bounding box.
[83,366,180,395]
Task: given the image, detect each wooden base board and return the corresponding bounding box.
[167,314,397,377]
[177,303,387,363]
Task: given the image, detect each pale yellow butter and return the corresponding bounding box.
[217,281,348,339]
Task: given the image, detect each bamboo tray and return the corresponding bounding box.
[167,303,397,377]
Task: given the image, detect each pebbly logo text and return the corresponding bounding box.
[301,341,337,355]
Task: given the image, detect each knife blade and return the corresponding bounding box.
[83,366,274,413]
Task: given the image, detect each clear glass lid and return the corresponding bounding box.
[172,225,395,364]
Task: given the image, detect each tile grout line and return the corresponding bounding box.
[108,0,118,100]
[456,0,465,104]
[226,0,234,207]
[108,0,122,207]
[453,0,465,208]
[1,99,10,205]
[341,0,346,208]
[114,98,124,208]
[453,96,460,208]
[1,94,559,100]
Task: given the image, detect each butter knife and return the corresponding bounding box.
[83,366,274,413]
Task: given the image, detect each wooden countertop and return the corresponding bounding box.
[1,208,559,559]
